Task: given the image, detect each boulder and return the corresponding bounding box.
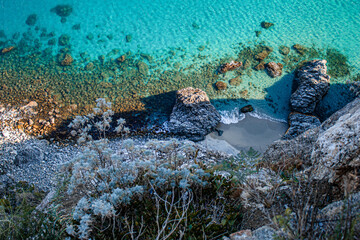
[168,87,221,141]
[266,62,283,78]
[51,4,73,17]
[59,53,73,66]
[283,112,321,139]
[218,61,242,74]
[290,60,330,114]
[261,21,274,29]
[240,105,254,113]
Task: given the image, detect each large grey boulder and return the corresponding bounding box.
[168,87,221,141]
[290,60,330,114]
[283,112,321,139]
[264,98,360,186]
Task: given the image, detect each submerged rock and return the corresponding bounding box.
[283,112,321,139]
[218,61,242,74]
[59,53,73,66]
[290,60,330,114]
[25,14,37,26]
[261,21,274,29]
[279,45,290,55]
[254,61,265,71]
[292,44,307,55]
[168,87,221,141]
[58,34,70,46]
[229,76,242,86]
[215,81,227,90]
[126,34,132,42]
[1,46,15,54]
[51,4,73,17]
[266,62,283,78]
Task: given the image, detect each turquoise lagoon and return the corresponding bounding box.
[0,0,359,125]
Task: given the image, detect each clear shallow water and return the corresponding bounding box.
[0,0,359,125]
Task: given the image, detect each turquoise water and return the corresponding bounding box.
[0,0,359,123]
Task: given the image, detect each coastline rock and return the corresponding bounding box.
[283,112,321,139]
[126,34,132,42]
[218,61,242,74]
[290,60,330,114]
[240,105,254,113]
[215,81,227,90]
[265,62,283,78]
[168,87,221,141]
[261,21,274,29]
[264,98,360,189]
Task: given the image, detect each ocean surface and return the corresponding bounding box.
[0,0,359,126]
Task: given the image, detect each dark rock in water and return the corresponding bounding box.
[59,53,73,66]
[58,34,70,46]
[241,105,254,113]
[215,129,224,136]
[72,24,81,30]
[255,30,262,37]
[279,45,290,55]
[126,34,132,43]
[86,33,94,40]
[51,4,73,17]
[192,22,200,29]
[283,112,321,139]
[168,87,221,141]
[266,62,283,78]
[261,21,274,29]
[48,38,56,45]
[26,14,37,26]
[14,146,44,166]
[215,81,227,90]
[292,44,307,55]
[290,60,330,114]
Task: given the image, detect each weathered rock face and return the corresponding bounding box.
[290,60,330,114]
[168,87,221,141]
[264,98,360,187]
[283,112,321,139]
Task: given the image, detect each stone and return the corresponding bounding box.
[230,230,253,240]
[1,46,15,54]
[218,61,242,74]
[266,62,283,78]
[126,34,132,42]
[283,112,321,139]
[293,44,307,55]
[137,61,149,75]
[279,45,290,55]
[255,50,270,61]
[253,226,277,240]
[290,60,330,114]
[240,105,254,113]
[59,53,73,66]
[51,4,73,17]
[216,81,227,90]
[230,77,242,86]
[26,14,37,26]
[14,145,44,166]
[116,55,126,63]
[255,31,261,37]
[254,62,265,71]
[168,87,221,141]
[58,34,70,46]
[261,21,274,29]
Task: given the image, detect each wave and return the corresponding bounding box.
[219,108,245,124]
[249,111,287,123]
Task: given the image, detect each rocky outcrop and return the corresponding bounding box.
[290,60,330,114]
[283,112,321,139]
[218,61,242,74]
[264,98,360,187]
[168,87,221,141]
[285,60,330,138]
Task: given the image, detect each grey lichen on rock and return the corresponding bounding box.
[168,87,221,141]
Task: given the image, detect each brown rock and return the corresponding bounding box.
[85,62,94,71]
[261,21,274,29]
[116,55,126,63]
[1,46,15,54]
[266,62,283,77]
[215,81,227,90]
[229,77,242,86]
[59,53,73,66]
[218,61,242,74]
[255,50,270,61]
[254,62,265,71]
[279,45,290,55]
[293,44,307,55]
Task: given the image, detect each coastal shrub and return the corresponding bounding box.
[59,98,243,239]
